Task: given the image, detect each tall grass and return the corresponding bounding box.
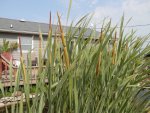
[0,14,150,113]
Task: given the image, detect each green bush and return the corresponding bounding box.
[0,39,18,53]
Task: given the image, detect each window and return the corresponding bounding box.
[18,36,33,52]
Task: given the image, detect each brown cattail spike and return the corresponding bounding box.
[96,29,103,75]
[57,12,70,69]
[96,52,102,75]
[49,12,52,32]
[54,31,57,63]
[18,35,23,57]
[112,31,117,64]
[48,12,52,64]
[99,28,104,43]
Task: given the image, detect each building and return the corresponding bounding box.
[0,17,99,62]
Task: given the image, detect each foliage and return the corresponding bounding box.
[1,39,10,52]
[9,42,18,51]
[0,15,150,113]
[0,39,18,53]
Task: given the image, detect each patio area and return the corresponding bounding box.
[0,52,47,87]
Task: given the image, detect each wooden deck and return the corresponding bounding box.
[1,78,48,87]
[0,53,48,87]
[0,52,45,80]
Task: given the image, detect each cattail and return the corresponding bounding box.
[18,35,23,57]
[38,31,43,73]
[39,32,42,56]
[19,35,27,83]
[125,42,128,51]
[57,12,70,68]
[96,28,103,75]
[49,12,52,34]
[96,52,102,75]
[100,28,104,43]
[112,32,117,65]
[53,23,59,66]
[43,12,52,65]
[48,12,52,64]
[107,43,110,55]
[54,31,57,64]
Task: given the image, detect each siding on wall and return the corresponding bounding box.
[0,32,54,64]
[33,35,49,59]
[0,33,17,45]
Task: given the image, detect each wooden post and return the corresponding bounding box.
[5,63,7,79]
[0,56,2,79]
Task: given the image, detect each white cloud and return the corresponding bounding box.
[56,0,150,36]
[123,0,150,13]
[92,0,150,35]
[123,0,150,24]
[91,0,98,5]
[94,6,122,25]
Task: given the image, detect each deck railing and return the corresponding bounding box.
[0,54,46,83]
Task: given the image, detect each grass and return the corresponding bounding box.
[0,13,150,113]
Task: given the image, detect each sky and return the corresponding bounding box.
[0,0,150,38]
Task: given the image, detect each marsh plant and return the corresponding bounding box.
[0,13,150,113]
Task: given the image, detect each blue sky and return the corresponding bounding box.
[0,0,150,36]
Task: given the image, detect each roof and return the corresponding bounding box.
[0,17,99,38]
[0,17,55,35]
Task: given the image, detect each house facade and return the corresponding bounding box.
[0,17,60,62]
[0,17,101,63]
